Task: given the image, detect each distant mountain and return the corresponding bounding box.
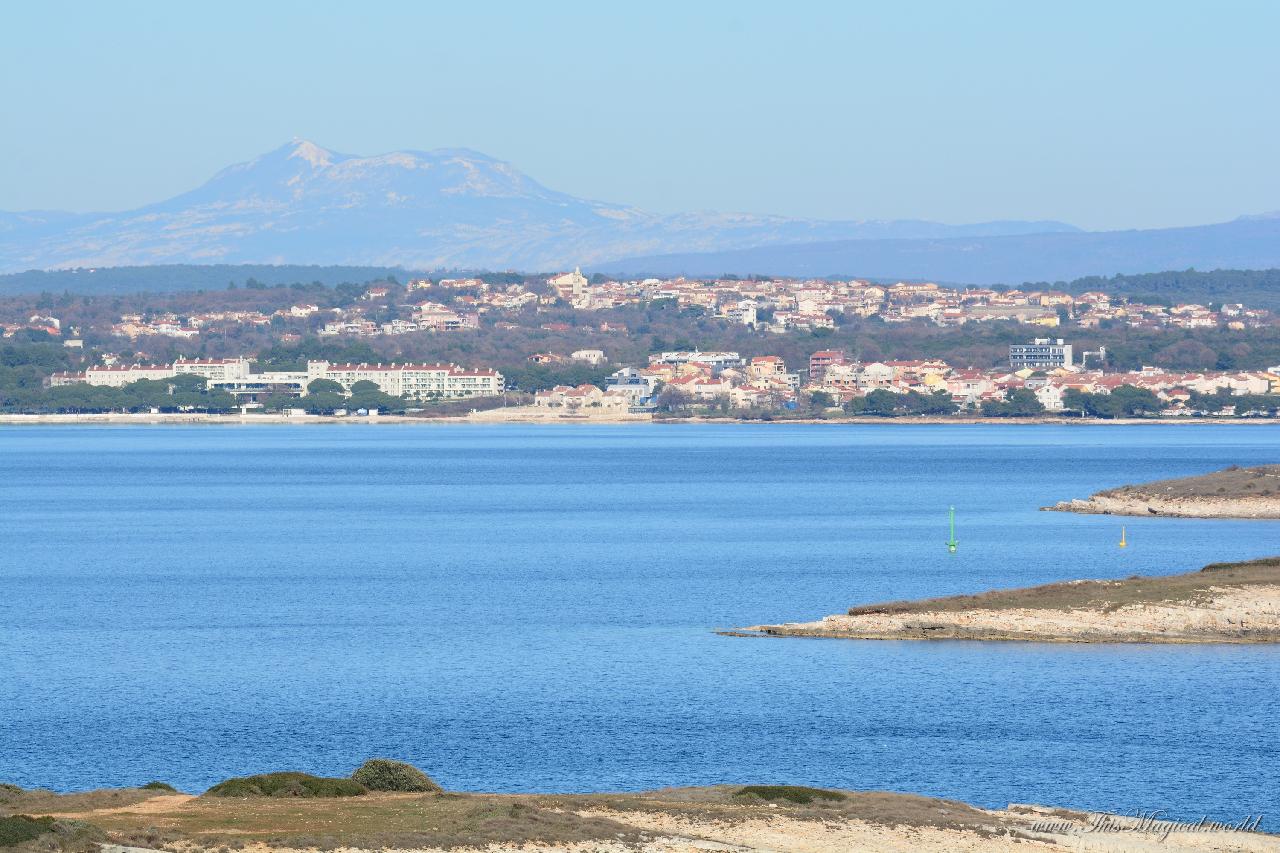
[0,264,418,296]
[599,216,1280,285]
[0,140,1078,274]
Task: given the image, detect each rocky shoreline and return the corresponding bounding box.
[732,557,1280,644]
[1043,494,1280,519]
[1042,464,1280,519]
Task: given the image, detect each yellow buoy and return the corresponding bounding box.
[1119,526,1127,548]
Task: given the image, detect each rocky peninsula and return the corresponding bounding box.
[1043,464,1280,519]
[733,557,1280,644]
[4,773,1277,853]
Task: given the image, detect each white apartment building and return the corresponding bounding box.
[1009,338,1073,370]
[722,299,759,326]
[650,351,742,369]
[306,361,503,400]
[51,357,503,402]
[173,358,251,382]
[214,371,311,398]
[49,364,175,387]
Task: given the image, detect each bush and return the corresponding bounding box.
[733,785,847,805]
[204,772,366,798]
[350,759,441,793]
[0,815,55,847]
[140,781,178,792]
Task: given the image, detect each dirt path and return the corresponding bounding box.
[42,793,195,819]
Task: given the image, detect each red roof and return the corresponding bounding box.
[88,364,169,372]
[321,362,500,377]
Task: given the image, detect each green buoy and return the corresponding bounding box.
[947,505,958,553]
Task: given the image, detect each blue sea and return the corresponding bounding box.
[2,423,1278,820]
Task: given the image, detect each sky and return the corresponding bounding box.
[2,0,1278,231]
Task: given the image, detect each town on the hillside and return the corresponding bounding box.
[10,269,1267,343]
[26,338,1280,419]
[4,269,1280,418]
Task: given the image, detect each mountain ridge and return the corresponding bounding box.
[597,216,1280,285]
[0,139,1079,273]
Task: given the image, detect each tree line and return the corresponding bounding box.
[5,374,239,414]
[1028,268,1280,311]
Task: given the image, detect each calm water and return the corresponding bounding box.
[2,424,1279,819]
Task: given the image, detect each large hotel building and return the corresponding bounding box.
[51,357,503,402]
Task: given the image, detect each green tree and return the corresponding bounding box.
[902,389,957,415]
[1109,385,1162,417]
[1062,385,1163,418]
[260,393,301,411]
[981,388,1045,417]
[855,389,901,417]
[347,386,404,412]
[307,378,346,395]
[808,390,835,409]
[169,374,209,392]
[302,391,347,414]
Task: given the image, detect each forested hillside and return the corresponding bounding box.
[1038,268,1280,310]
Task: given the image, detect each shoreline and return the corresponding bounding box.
[1043,464,1280,519]
[5,781,1275,853]
[733,557,1280,645]
[4,411,1280,426]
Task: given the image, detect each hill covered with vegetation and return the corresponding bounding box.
[0,264,424,296]
[1036,267,1280,310]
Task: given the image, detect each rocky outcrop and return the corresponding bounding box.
[1043,464,1280,519]
[740,585,1280,644]
[731,557,1280,644]
[1042,494,1280,518]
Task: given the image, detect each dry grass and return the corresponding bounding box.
[0,815,56,847]
[1101,464,1280,499]
[4,785,1046,850]
[542,786,1012,836]
[20,784,1276,851]
[0,787,169,817]
[0,815,105,853]
[848,556,1280,616]
[52,791,640,851]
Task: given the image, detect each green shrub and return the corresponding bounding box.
[0,784,22,802]
[350,759,441,793]
[204,772,366,799]
[140,781,178,792]
[0,815,55,847]
[733,785,847,805]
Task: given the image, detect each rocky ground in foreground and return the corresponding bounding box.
[3,781,1277,853]
[736,557,1280,643]
[1043,464,1280,518]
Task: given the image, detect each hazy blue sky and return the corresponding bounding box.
[3,0,1278,230]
